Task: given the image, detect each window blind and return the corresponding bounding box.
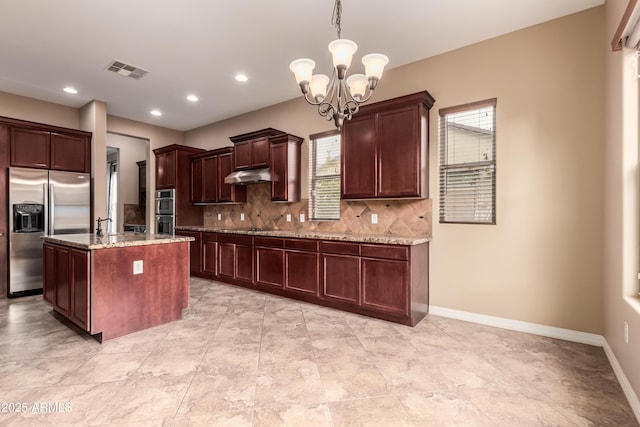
[309,132,341,220]
[439,99,496,224]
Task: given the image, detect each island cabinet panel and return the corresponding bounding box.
[175,230,203,276]
[341,91,434,200]
[201,232,217,278]
[92,242,188,341]
[43,243,90,331]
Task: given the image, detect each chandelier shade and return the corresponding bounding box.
[288,0,388,129]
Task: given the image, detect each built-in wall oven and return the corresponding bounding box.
[155,189,175,235]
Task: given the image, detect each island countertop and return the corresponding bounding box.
[43,232,195,250]
[175,226,430,246]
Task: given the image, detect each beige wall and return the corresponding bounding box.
[185,8,605,335]
[604,0,640,404]
[0,91,79,129]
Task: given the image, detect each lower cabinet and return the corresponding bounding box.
[175,230,202,275]
[43,243,90,331]
[179,229,428,325]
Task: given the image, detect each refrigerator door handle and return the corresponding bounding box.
[43,183,49,235]
[49,183,55,235]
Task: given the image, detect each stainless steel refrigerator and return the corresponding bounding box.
[8,167,91,297]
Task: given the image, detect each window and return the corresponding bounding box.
[309,131,341,220]
[439,98,496,224]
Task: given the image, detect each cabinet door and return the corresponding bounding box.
[156,151,176,189]
[251,137,270,168]
[43,243,56,305]
[256,247,284,288]
[190,158,204,203]
[217,242,235,279]
[377,106,421,197]
[321,254,360,305]
[234,141,251,170]
[202,156,218,202]
[177,230,203,275]
[50,133,90,173]
[285,251,319,296]
[236,244,254,284]
[341,114,377,198]
[361,258,409,315]
[218,152,246,203]
[202,237,217,277]
[69,248,90,331]
[53,246,71,316]
[10,127,49,169]
[270,142,287,201]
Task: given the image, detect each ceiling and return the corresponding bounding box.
[0,0,603,132]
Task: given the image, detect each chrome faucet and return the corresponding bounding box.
[95,217,112,237]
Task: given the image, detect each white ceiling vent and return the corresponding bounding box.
[105,60,149,80]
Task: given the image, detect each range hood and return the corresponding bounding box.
[224,167,271,185]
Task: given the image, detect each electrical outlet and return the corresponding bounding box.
[300,213,305,223]
[240,213,245,221]
[133,260,143,275]
[624,321,629,344]
[286,214,292,222]
[217,213,222,221]
[371,213,378,224]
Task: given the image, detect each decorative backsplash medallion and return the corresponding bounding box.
[203,183,431,236]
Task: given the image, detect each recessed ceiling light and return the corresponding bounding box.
[235,74,248,82]
[63,87,78,94]
[186,94,199,102]
[150,110,162,117]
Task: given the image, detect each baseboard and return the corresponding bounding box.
[603,340,640,422]
[428,305,604,346]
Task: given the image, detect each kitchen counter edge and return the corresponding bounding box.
[43,233,195,250]
[175,226,430,246]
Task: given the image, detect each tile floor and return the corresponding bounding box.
[0,278,637,426]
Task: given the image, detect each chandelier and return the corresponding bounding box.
[289,0,389,130]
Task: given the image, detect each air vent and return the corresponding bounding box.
[105,60,149,80]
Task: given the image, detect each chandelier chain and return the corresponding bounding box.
[332,0,342,39]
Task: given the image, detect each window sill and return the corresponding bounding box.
[624,295,640,316]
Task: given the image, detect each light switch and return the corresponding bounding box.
[133,260,143,275]
[286,214,292,222]
[300,213,305,223]
[217,213,222,221]
[240,213,245,221]
[371,213,378,224]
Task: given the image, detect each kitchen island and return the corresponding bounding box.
[42,233,193,341]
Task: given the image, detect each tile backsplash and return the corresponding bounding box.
[203,183,431,236]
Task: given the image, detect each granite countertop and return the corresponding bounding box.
[175,226,430,246]
[43,233,195,250]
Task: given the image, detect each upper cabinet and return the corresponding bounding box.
[230,128,285,171]
[341,91,435,200]
[8,122,92,173]
[190,147,246,204]
[270,134,303,202]
[154,149,177,190]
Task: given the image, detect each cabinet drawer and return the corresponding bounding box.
[321,241,360,256]
[361,244,408,261]
[255,236,284,248]
[217,233,253,246]
[203,232,217,243]
[285,238,318,252]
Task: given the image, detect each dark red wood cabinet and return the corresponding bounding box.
[233,136,269,170]
[9,125,91,173]
[320,242,361,305]
[137,161,147,207]
[269,134,303,202]
[43,243,90,331]
[341,91,435,200]
[153,145,205,226]
[175,230,203,275]
[255,237,285,289]
[216,233,254,286]
[0,124,8,299]
[190,148,246,204]
[202,232,217,277]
